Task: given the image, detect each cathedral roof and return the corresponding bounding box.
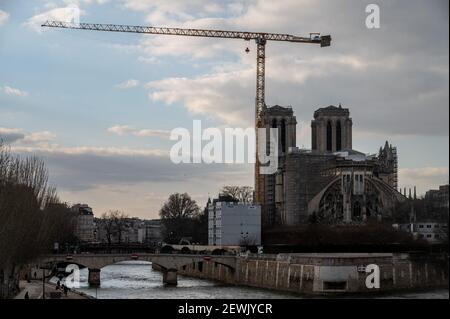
[265,104,294,115]
[314,104,350,118]
[334,149,374,162]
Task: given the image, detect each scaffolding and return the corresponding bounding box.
[392,146,398,191]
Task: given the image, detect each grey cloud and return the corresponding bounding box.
[143,0,449,137]
[16,149,251,192]
[0,131,25,144]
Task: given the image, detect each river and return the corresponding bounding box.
[60,261,448,299]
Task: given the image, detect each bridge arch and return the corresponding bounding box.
[38,254,236,286]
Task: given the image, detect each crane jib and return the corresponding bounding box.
[41,21,329,45]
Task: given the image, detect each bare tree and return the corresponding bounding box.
[100,210,129,244]
[0,142,76,298]
[100,212,115,245]
[221,186,254,203]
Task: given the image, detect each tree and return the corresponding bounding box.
[191,205,208,245]
[100,210,129,244]
[112,211,129,244]
[220,186,253,203]
[0,142,76,298]
[100,212,116,245]
[159,193,200,243]
[160,193,200,219]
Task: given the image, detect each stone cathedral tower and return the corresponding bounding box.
[256,105,297,226]
[311,104,352,154]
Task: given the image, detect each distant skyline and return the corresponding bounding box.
[0,0,448,218]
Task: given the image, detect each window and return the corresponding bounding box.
[281,119,286,153]
[323,281,347,291]
[427,225,432,228]
[419,225,424,228]
[336,120,342,151]
[327,120,332,152]
[426,234,432,238]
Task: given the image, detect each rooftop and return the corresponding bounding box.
[314,104,350,118]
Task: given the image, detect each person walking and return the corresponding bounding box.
[24,291,29,299]
[63,284,68,297]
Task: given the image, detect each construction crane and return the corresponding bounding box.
[41,20,330,124]
[41,20,331,204]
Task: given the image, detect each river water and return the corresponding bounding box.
[66,261,448,299]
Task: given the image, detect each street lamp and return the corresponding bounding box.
[40,262,54,299]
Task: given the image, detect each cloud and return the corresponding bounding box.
[107,125,134,136]
[146,69,255,126]
[107,125,170,139]
[400,167,449,180]
[134,0,448,138]
[21,131,56,144]
[0,127,57,145]
[399,167,449,195]
[0,10,9,26]
[24,5,85,33]
[1,85,29,97]
[11,143,250,191]
[115,79,140,89]
[0,128,25,144]
[137,56,160,65]
[11,145,167,157]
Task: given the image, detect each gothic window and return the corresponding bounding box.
[272,118,277,128]
[336,120,342,151]
[266,118,277,156]
[353,201,361,219]
[326,120,332,152]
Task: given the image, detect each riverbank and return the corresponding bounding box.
[14,280,91,299]
[178,253,449,296]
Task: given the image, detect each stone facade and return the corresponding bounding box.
[311,104,352,153]
[72,204,95,243]
[255,105,297,226]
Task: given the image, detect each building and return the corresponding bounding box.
[71,204,95,243]
[256,104,406,227]
[138,219,163,245]
[425,184,449,210]
[122,218,140,243]
[95,216,162,245]
[395,222,448,244]
[208,195,261,246]
[255,105,297,226]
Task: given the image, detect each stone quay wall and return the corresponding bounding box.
[177,253,449,295]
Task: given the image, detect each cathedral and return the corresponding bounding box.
[255,104,406,227]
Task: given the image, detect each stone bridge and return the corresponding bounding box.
[38,254,237,286]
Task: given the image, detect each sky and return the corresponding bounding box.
[0,0,448,219]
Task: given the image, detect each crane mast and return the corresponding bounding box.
[41,20,331,208]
